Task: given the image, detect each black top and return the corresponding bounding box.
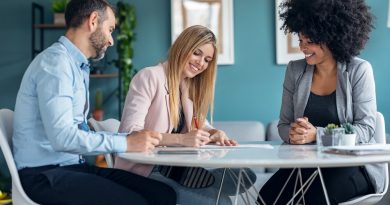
[172,108,185,134]
[303,91,340,127]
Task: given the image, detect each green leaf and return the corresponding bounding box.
[52,0,69,13]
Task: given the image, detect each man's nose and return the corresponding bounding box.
[108,36,114,47]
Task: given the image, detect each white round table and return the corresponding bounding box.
[117,142,389,205]
[118,143,390,168]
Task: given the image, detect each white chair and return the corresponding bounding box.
[0,109,39,205]
[339,112,389,205]
[87,118,120,168]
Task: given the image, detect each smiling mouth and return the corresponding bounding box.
[190,64,199,72]
[305,53,314,58]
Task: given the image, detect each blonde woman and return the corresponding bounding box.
[115,25,255,203]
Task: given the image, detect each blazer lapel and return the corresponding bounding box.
[336,61,349,123]
[163,63,172,132]
[295,64,314,119]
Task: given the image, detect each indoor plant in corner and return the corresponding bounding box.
[116,1,136,111]
[92,89,104,121]
[341,122,356,146]
[92,89,106,167]
[52,0,68,25]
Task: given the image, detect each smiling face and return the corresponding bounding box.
[89,7,115,61]
[182,43,215,79]
[299,33,334,65]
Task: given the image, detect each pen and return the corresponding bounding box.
[194,116,199,129]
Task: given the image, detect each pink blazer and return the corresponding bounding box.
[114,62,197,176]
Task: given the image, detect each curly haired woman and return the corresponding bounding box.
[258,0,385,204]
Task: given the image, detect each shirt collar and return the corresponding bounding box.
[58,36,90,70]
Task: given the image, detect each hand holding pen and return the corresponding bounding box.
[178,116,210,147]
[180,127,210,148]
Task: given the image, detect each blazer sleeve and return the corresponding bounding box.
[278,61,297,143]
[350,61,377,143]
[119,68,157,133]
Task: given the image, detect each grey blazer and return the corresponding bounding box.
[278,57,385,193]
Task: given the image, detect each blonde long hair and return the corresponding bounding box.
[167,25,218,130]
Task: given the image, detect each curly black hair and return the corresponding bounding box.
[279,0,374,63]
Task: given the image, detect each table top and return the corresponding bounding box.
[117,142,390,168]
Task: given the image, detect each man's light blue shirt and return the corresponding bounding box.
[13,36,127,170]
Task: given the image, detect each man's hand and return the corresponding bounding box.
[289,117,316,144]
[126,131,162,152]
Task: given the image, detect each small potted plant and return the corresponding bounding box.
[92,89,104,121]
[52,0,69,25]
[322,123,344,146]
[341,122,356,146]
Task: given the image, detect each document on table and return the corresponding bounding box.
[155,144,273,154]
[324,144,390,155]
[201,144,274,149]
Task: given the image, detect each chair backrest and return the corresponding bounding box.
[374,112,386,144]
[373,112,389,195]
[266,120,281,141]
[0,109,39,205]
[212,121,265,142]
[88,118,120,168]
[339,112,388,205]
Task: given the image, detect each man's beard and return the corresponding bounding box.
[89,27,107,61]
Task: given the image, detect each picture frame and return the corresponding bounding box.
[275,0,303,65]
[171,0,234,65]
[388,0,390,28]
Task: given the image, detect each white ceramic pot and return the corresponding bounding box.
[339,133,356,146]
[54,13,65,25]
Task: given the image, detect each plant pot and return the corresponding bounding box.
[321,134,333,146]
[54,13,65,25]
[92,109,104,121]
[95,154,108,168]
[340,133,356,146]
[320,128,345,147]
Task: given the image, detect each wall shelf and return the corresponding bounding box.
[90,73,118,78]
[33,24,65,29]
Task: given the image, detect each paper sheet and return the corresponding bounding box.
[201,144,274,149]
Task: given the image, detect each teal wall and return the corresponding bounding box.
[0,0,390,175]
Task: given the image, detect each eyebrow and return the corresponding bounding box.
[196,48,212,59]
[195,48,203,54]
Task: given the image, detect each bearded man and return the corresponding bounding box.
[12,0,176,204]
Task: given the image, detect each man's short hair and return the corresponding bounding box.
[65,0,115,29]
